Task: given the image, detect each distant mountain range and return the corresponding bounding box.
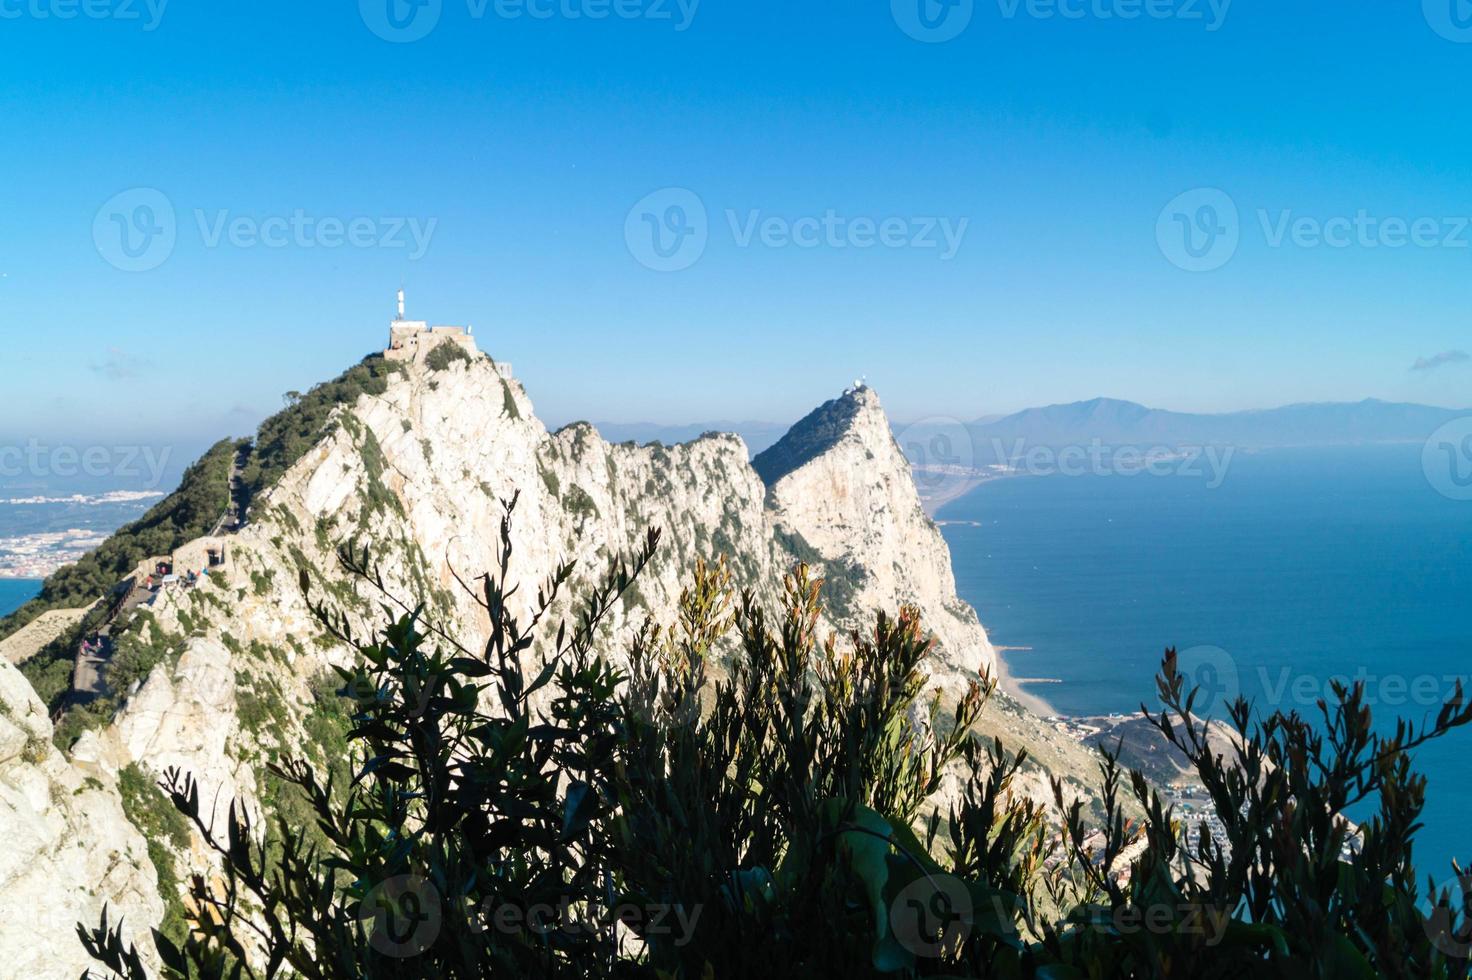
[594,397,1469,464]
[916,397,1469,462]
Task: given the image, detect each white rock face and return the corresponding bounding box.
[0,348,1096,970]
[0,658,164,979]
[757,387,994,694]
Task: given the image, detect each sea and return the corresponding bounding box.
[0,484,163,584]
[0,579,41,618]
[939,443,1472,878]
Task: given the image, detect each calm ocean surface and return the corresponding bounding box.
[0,580,41,618]
[940,444,1472,877]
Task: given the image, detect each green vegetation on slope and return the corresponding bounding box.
[752,389,863,485]
[0,354,408,650]
[116,763,192,949]
[20,630,88,721]
[238,354,406,504]
[424,341,472,373]
[30,610,190,748]
[255,672,356,860]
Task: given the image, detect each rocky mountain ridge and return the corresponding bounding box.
[0,345,1102,976]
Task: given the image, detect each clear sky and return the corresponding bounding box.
[3,0,1471,450]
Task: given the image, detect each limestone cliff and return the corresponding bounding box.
[2,347,1102,974]
[0,657,164,978]
[756,387,993,692]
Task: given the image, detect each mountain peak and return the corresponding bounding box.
[752,386,882,486]
[1057,397,1150,419]
[965,395,1466,450]
[0,333,1048,972]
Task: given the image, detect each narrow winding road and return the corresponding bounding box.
[67,444,252,706]
[209,444,251,537]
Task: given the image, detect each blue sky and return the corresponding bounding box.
[3,0,1472,450]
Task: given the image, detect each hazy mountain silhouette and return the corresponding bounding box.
[594,397,1467,470]
[894,397,1469,468]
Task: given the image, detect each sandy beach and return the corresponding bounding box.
[987,642,1062,717]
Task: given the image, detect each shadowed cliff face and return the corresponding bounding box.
[752,390,868,486]
[1,350,1101,971]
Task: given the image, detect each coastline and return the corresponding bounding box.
[987,641,1061,717]
[917,468,1064,718]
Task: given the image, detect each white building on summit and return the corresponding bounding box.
[385,289,507,374]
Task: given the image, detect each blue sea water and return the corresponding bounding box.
[0,579,42,618]
[939,444,1472,877]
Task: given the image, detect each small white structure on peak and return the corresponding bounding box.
[384,290,511,376]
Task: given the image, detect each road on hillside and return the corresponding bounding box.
[209,444,251,537]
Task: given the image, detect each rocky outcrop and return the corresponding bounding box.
[758,387,994,693]
[0,657,164,978]
[0,346,1101,972]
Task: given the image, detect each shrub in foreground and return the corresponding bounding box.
[83,498,1472,978]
